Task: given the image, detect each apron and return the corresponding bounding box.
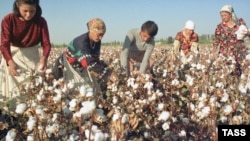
[0,45,40,111]
[61,53,101,94]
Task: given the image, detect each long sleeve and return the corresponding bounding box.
[120,31,134,71]
[40,17,51,58]
[139,43,154,73]
[173,40,180,55]
[0,13,51,63]
[0,14,12,62]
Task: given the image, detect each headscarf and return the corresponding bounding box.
[184,20,195,30]
[87,18,106,34]
[220,5,238,25]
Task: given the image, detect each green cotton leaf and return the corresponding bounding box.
[147,115,152,120]
[181,87,188,94]
[178,100,183,106]
[106,90,111,97]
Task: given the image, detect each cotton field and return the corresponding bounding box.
[0,44,250,141]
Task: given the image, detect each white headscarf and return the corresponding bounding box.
[220,5,238,25]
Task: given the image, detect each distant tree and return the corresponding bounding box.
[167,36,174,44]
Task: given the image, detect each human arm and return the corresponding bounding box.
[190,33,199,52]
[173,40,180,56]
[37,18,51,72]
[120,31,134,73]
[139,43,154,73]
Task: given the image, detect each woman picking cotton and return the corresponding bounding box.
[213,5,250,76]
[172,20,199,64]
[0,0,51,110]
[52,18,110,94]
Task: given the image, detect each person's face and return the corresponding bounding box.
[89,31,105,42]
[18,3,37,21]
[184,28,194,36]
[220,11,232,23]
[140,31,152,42]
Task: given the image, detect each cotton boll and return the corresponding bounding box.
[5,129,17,141]
[15,103,27,114]
[27,134,35,141]
[80,100,96,115]
[27,116,37,131]
[121,114,129,124]
[156,103,164,111]
[162,122,170,130]
[86,87,94,97]
[79,85,86,96]
[112,96,118,104]
[158,111,170,121]
[85,129,94,140]
[178,130,186,137]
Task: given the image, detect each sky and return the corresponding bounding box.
[0,0,250,44]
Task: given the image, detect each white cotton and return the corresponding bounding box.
[162,122,170,130]
[79,85,86,96]
[144,82,154,90]
[238,83,247,94]
[73,111,82,119]
[5,129,16,141]
[246,54,250,60]
[232,115,243,124]
[121,114,129,124]
[52,113,60,122]
[171,79,180,86]
[158,111,170,121]
[196,63,205,71]
[35,76,43,86]
[220,116,228,123]
[67,81,75,89]
[185,74,194,86]
[37,93,45,101]
[127,78,135,87]
[94,131,106,141]
[54,88,62,95]
[188,103,195,111]
[85,129,94,140]
[47,86,54,91]
[155,89,163,97]
[112,112,120,121]
[86,87,94,97]
[162,69,167,77]
[27,116,37,131]
[112,96,118,104]
[198,93,207,102]
[68,133,80,141]
[69,99,79,108]
[53,95,62,103]
[223,105,233,115]
[178,130,186,137]
[80,100,96,115]
[144,132,151,139]
[156,103,164,111]
[27,134,35,141]
[220,92,229,102]
[15,103,27,114]
[132,83,139,89]
[148,93,157,101]
[197,101,205,109]
[215,81,224,88]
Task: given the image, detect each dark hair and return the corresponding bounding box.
[13,0,42,19]
[141,20,158,37]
